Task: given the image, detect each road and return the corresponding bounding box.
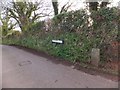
[2,45,118,88]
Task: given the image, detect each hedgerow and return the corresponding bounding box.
[2,7,119,63]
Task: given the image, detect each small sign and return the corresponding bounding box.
[52,40,64,44]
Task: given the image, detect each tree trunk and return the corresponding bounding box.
[52,0,58,15]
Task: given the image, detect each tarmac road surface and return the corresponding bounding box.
[2,45,118,88]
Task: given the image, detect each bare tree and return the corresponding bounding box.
[100,1,110,8]
[89,2,99,11]
[52,0,73,16]
[52,0,58,15]
[59,1,73,13]
[5,0,51,32]
[86,0,110,11]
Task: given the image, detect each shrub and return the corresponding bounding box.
[52,9,89,32]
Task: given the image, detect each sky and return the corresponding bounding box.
[0,0,119,14]
[0,0,120,29]
[0,0,119,11]
[0,0,120,17]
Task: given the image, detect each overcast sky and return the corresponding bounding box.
[0,0,119,19]
[0,0,120,29]
[1,0,119,10]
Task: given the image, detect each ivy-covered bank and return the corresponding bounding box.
[2,8,119,72]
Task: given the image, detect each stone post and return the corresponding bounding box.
[91,48,100,67]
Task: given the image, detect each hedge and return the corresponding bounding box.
[2,7,119,63]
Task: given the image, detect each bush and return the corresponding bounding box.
[52,9,89,32]
[91,7,118,29]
